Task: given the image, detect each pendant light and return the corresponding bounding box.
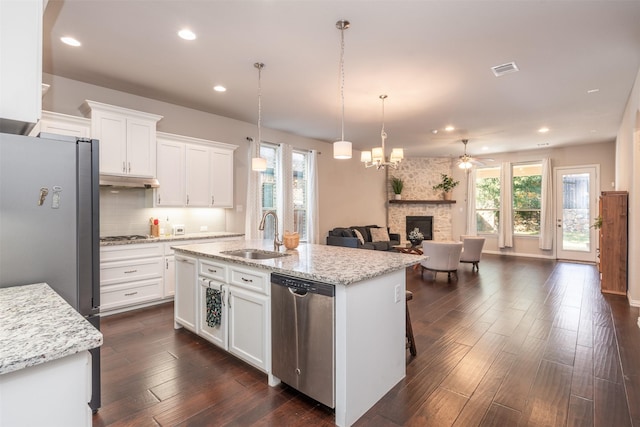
[361,95,404,169]
[333,20,352,160]
[251,62,267,172]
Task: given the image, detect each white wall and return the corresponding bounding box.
[42,73,386,240]
[449,141,616,258]
[615,66,640,307]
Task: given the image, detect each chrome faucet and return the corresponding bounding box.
[258,210,283,252]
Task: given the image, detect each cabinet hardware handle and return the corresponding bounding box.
[124,291,138,296]
[166,259,168,269]
[179,259,193,264]
[211,196,214,204]
[122,161,126,173]
[222,289,226,306]
[158,194,161,204]
[128,162,131,173]
[124,269,138,274]
[241,277,253,283]
[208,268,217,273]
[187,195,190,205]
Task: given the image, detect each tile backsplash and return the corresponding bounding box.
[100,187,226,237]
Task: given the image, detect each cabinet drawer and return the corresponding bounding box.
[199,259,227,282]
[229,266,269,294]
[100,278,163,312]
[100,257,163,286]
[101,243,163,262]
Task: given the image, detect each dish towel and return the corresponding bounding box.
[206,288,222,327]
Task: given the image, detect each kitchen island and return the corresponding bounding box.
[172,239,425,427]
[0,283,103,426]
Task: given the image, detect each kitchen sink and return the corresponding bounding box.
[221,249,290,260]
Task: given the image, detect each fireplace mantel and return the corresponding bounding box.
[389,200,456,204]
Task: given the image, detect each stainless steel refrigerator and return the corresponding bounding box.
[0,132,101,411]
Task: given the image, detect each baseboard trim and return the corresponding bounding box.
[628,296,640,308]
[483,250,557,260]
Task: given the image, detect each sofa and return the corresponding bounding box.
[326,225,401,251]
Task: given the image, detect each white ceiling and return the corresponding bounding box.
[43,1,640,159]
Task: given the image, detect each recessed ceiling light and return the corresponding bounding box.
[431,129,438,134]
[537,143,550,147]
[482,146,489,151]
[587,88,600,94]
[538,127,550,133]
[61,36,81,47]
[445,126,455,132]
[178,29,196,41]
[213,85,226,92]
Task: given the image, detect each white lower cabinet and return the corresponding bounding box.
[175,256,271,373]
[100,243,163,313]
[228,286,269,370]
[164,255,175,298]
[174,254,197,332]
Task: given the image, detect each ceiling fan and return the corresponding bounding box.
[457,139,492,169]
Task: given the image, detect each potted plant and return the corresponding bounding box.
[591,215,602,230]
[432,173,459,200]
[390,176,404,200]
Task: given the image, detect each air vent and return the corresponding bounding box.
[491,62,519,77]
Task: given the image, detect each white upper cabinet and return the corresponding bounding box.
[156,136,185,206]
[210,148,234,207]
[82,101,162,177]
[0,0,43,134]
[155,132,236,208]
[29,111,91,138]
[185,144,212,207]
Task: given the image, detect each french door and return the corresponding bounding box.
[554,166,599,262]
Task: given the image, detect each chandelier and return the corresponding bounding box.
[333,19,352,160]
[361,95,404,169]
[251,62,267,172]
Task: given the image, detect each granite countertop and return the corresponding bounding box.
[0,283,103,375]
[172,239,427,286]
[100,231,245,246]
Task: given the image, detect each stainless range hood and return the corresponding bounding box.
[99,175,160,188]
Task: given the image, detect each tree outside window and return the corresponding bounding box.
[475,167,500,233]
[292,151,308,241]
[260,143,279,239]
[512,163,542,235]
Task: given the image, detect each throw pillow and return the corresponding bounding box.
[352,228,365,245]
[370,227,390,242]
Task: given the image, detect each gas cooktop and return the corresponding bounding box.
[99,235,149,242]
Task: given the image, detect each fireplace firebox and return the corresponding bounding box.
[406,216,433,241]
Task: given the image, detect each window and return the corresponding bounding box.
[259,143,279,239]
[474,163,543,236]
[292,150,309,241]
[512,163,542,235]
[475,167,500,233]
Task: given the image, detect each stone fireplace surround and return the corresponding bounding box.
[386,158,454,242]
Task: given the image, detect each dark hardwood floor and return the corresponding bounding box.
[93,255,640,426]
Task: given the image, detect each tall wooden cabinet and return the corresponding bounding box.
[599,191,628,295]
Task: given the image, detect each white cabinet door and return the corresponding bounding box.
[198,280,228,349]
[156,139,185,206]
[185,144,211,207]
[175,255,197,332]
[126,117,156,177]
[228,286,269,371]
[164,255,175,298]
[94,110,128,175]
[210,148,234,208]
[0,0,42,131]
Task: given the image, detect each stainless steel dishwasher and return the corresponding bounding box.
[271,273,335,408]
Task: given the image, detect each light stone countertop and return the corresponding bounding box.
[100,231,244,246]
[173,239,427,286]
[0,283,103,375]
